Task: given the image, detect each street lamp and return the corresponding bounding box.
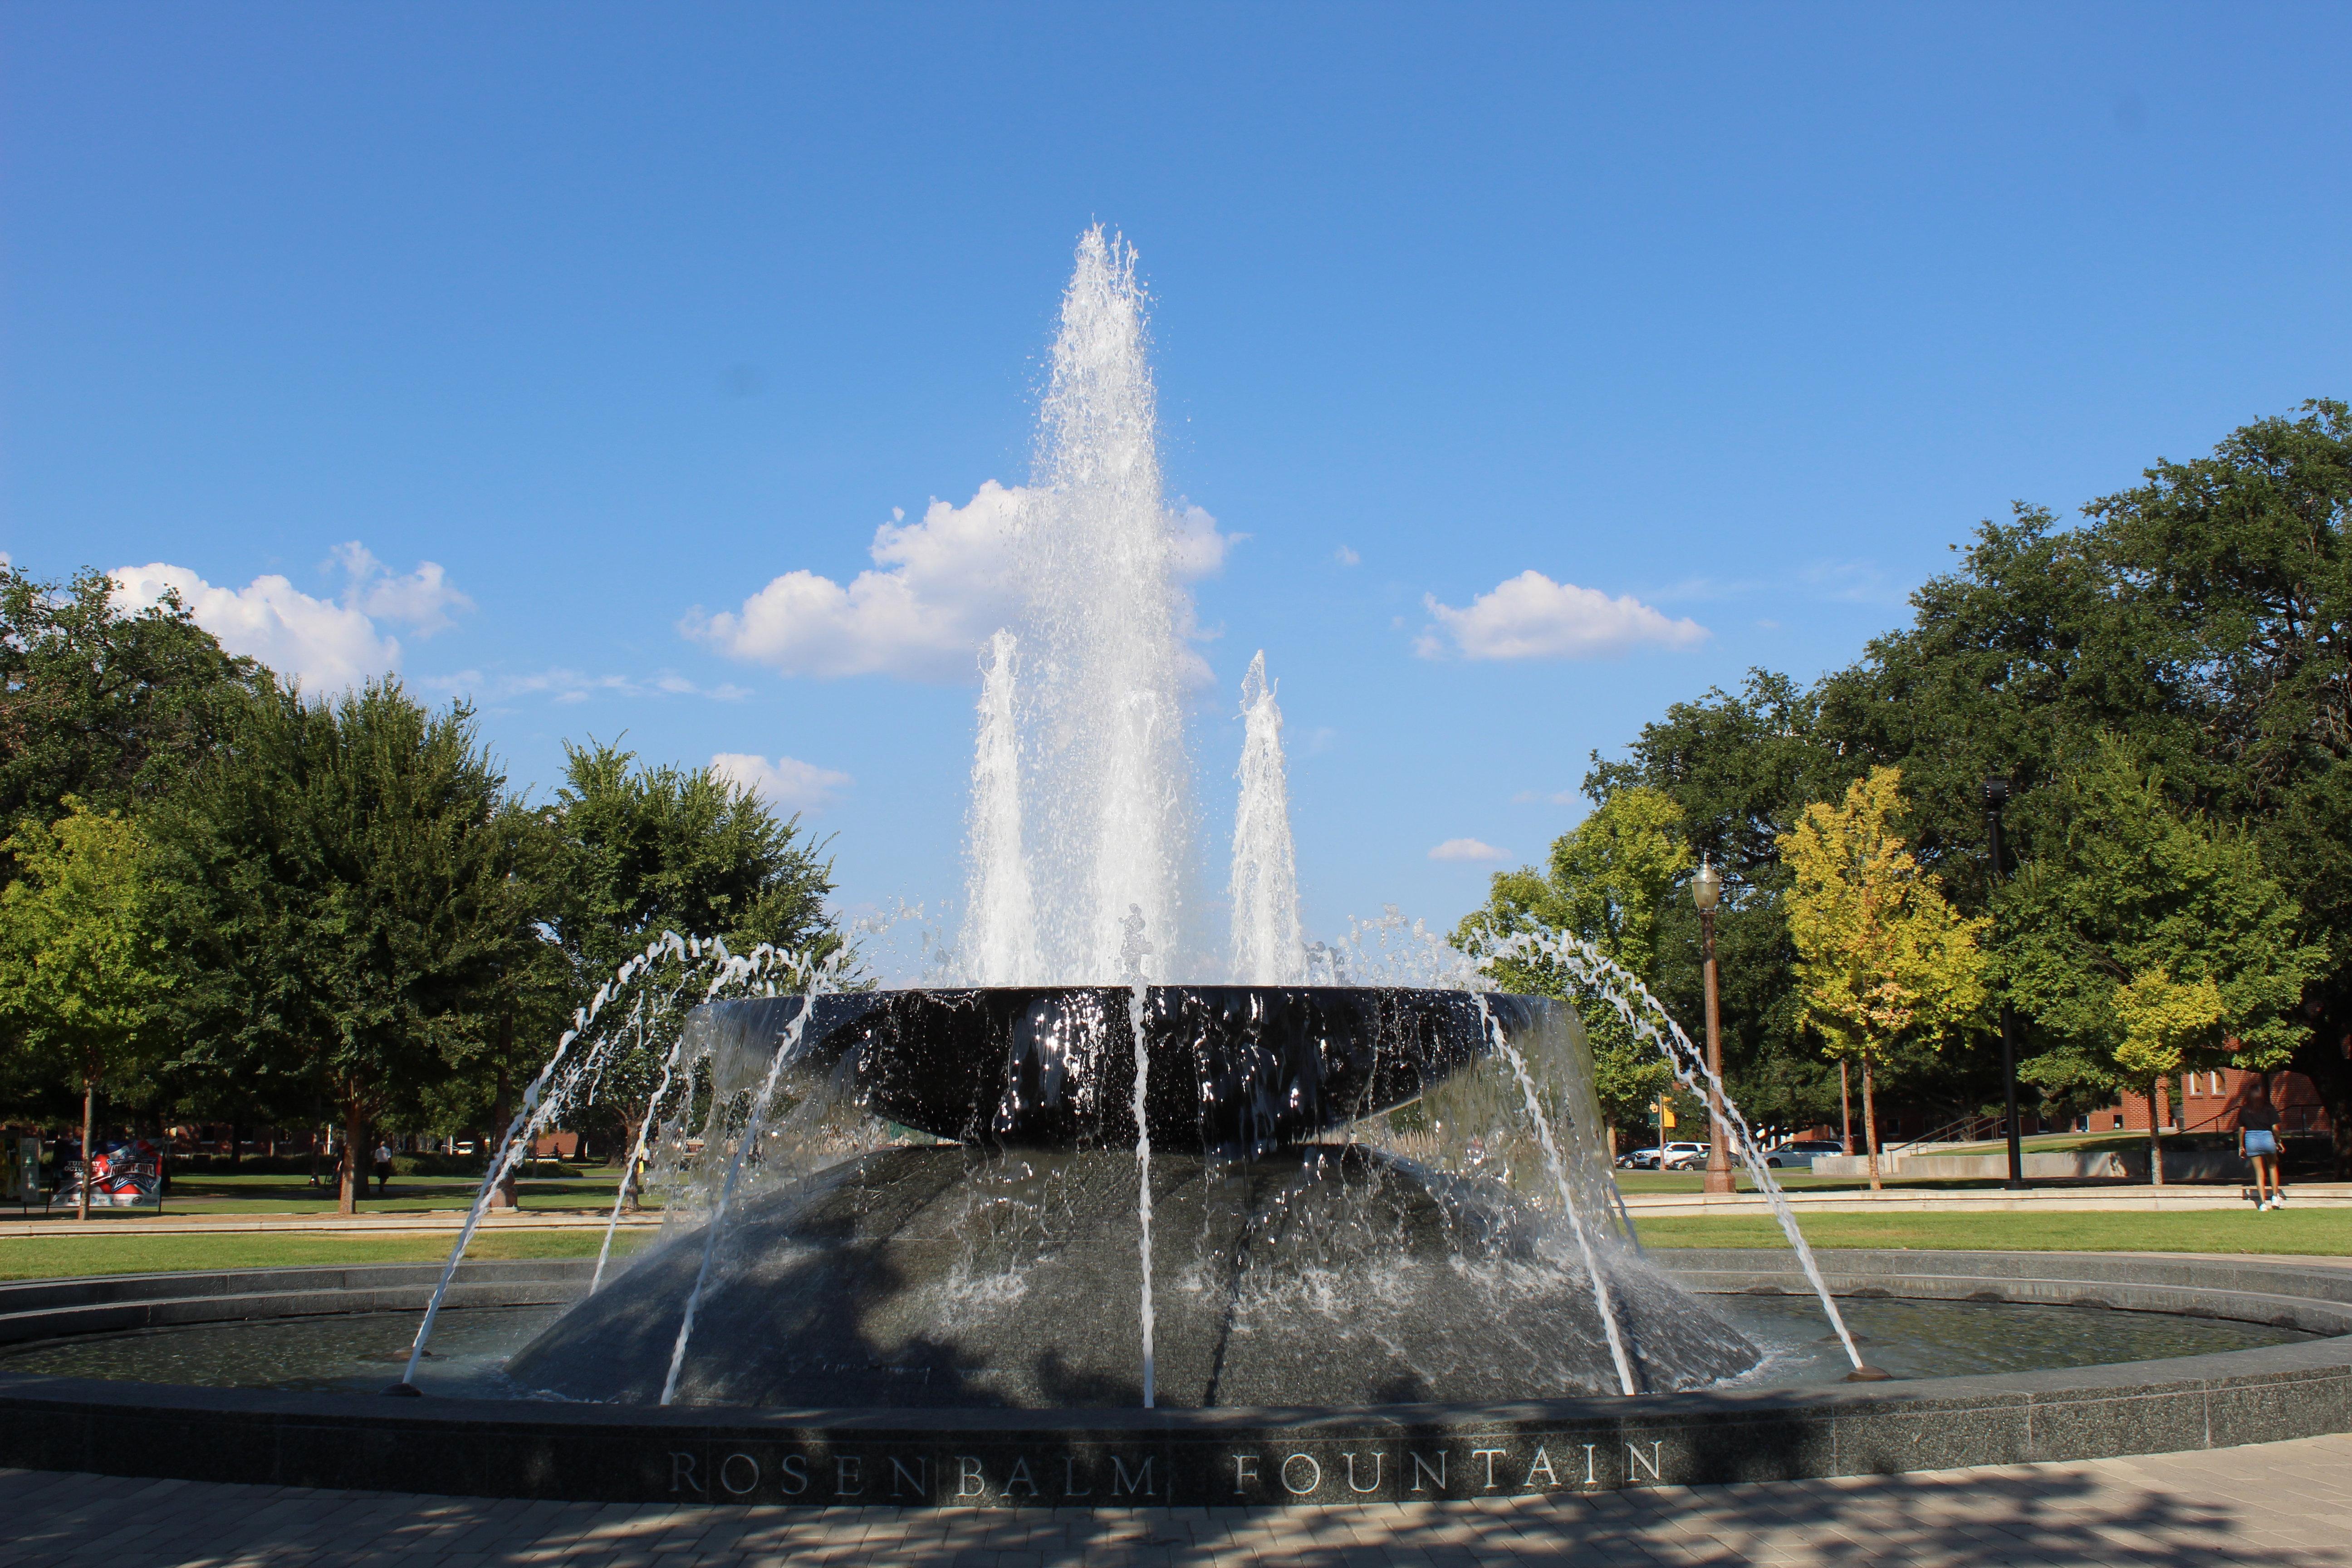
[1692,855,1735,1196]
[1984,777,2027,1190]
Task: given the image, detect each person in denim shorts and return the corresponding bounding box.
[2239,1085,2283,1210]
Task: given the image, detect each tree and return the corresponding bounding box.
[1780,767,1989,1189]
[546,740,836,1192]
[1455,787,1690,1150]
[1583,671,1850,1133]
[144,680,544,1214]
[0,567,265,846]
[2088,400,2352,1174]
[0,801,169,1218]
[1995,736,2324,1180]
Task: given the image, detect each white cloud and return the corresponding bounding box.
[685,483,1235,682]
[330,542,473,635]
[710,752,853,813]
[1429,838,1510,863]
[1170,504,1237,578]
[113,563,398,692]
[1333,545,1361,567]
[1511,789,1580,806]
[111,545,471,694]
[1416,571,1707,661]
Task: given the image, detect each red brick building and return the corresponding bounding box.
[2077,1067,2332,1135]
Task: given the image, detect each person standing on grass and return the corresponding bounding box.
[373,1141,394,1196]
[2240,1081,2283,1210]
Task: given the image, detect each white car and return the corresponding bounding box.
[1658,1142,1711,1170]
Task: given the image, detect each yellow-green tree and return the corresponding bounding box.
[0,800,168,1219]
[1780,767,1987,1190]
[2111,970,2224,1185]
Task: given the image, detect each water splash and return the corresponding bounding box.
[962,630,1037,984]
[401,931,704,1386]
[967,226,1200,983]
[1228,652,1304,984]
[1459,926,1868,1373]
[1130,981,1156,1410]
[591,1005,682,1295]
[1476,996,1637,1396]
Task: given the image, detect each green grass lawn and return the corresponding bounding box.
[1612,1169,2130,1194]
[0,1226,652,1281]
[1634,1207,2350,1256]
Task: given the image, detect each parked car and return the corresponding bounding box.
[1660,1142,1712,1170]
[1762,1138,1846,1168]
[1616,1146,1664,1170]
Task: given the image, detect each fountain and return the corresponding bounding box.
[496,224,1783,1411]
[4,227,2343,1505]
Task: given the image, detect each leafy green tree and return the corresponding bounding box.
[1781,767,1989,1189]
[0,567,265,845]
[1455,787,1689,1150]
[1996,736,2324,1176]
[1812,507,2198,905]
[547,740,836,1183]
[144,680,545,1214]
[0,801,170,1217]
[2087,400,2352,1173]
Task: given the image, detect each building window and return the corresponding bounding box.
[2112,1114,2125,1130]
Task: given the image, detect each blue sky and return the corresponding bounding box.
[7,4,2350,952]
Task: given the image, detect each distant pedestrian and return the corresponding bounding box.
[2240,1083,2283,1210]
[374,1142,395,1196]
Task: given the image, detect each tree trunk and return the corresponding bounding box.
[337,1105,367,1215]
[488,1034,519,1210]
[1840,1059,1853,1155]
[1861,1052,1882,1193]
[617,1112,646,1212]
[77,1078,95,1221]
[2148,1078,2166,1186]
[226,1121,242,1171]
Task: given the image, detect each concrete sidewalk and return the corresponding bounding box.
[9,1432,2350,1566]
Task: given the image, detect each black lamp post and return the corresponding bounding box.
[1984,777,2027,1189]
[1692,856,1736,1196]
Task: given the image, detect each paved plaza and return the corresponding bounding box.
[9,1432,2350,1567]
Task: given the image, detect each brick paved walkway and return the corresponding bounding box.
[10,1433,2350,1566]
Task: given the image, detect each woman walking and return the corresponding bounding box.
[2240,1081,2283,1211]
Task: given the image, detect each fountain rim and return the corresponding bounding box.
[0,1250,2344,1503]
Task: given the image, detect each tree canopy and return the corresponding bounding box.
[143,680,543,1211]
[0,567,265,851]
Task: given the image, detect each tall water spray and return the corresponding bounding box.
[1228,651,1305,983]
[962,227,1200,983]
[963,630,1038,984]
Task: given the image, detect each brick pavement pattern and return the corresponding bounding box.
[8,1433,2350,1566]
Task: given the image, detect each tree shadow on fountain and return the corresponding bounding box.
[508,1145,1756,1409]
